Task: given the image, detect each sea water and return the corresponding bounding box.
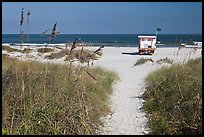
[2,34,202,47]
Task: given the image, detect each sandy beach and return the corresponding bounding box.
[2,46,202,135]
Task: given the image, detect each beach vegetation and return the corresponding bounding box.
[142,57,202,135]
[37,48,54,53]
[2,46,32,53]
[65,48,98,63]
[134,58,154,66]
[55,46,64,50]
[45,48,99,63]
[45,49,70,59]
[22,48,33,53]
[2,55,118,135]
[2,53,9,58]
[186,37,194,45]
[156,57,173,64]
[2,128,7,135]
[2,46,22,52]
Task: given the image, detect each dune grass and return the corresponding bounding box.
[2,45,21,52]
[65,49,98,63]
[2,46,32,53]
[37,48,54,53]
[45,48,99,63]
[134,58,154,66]
[22,48,33,53]
[156,57,173,64]
[2,55,118,135]
[142,57,202,135]
[45,49,70,59]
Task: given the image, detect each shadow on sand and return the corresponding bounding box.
[122,52,139,55]
[122,52,154,56]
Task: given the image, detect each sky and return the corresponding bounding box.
[2,2,202,34]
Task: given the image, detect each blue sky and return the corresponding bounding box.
[2,2,202,34]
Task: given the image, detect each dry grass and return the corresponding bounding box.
[22,48,33,53]
[45,48,99,63]
[65,49,98,63]
[55,46,64,50]
[45,49,70,59]
[2,55,118,135]
[134,58,154,66]
[142,57,202,135]
[2,46,32,53]
[156,57,173,64]
[2,46,22,52]
[37,48,54,53]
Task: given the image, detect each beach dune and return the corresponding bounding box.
[92,47,202,135]
[2,46,202,135]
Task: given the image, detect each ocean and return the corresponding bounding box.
[2,34,202,47]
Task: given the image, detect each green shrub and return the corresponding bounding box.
[2,128,6,135]
[142,57,202,135]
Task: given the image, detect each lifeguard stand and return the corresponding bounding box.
[138,36,156,55]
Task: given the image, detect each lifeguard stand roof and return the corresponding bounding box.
[138,36,156,39]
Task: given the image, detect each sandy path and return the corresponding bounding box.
[93,47,202,135]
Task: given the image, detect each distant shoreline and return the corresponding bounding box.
[2,34,202,48]
[2,33,203,35]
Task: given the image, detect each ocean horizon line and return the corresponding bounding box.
[2,34,202,47]
[2,33,202,35]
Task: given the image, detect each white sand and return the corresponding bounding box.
[2,46,202,135]
[2,46,99,66]
[92,47,202,135]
